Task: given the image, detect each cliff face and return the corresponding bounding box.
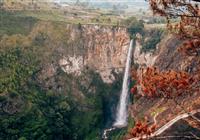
[1,22,130,84]
[133,34,197,73]
[133,33,158,67]
[56,24,130,83]
[130,33,200,138]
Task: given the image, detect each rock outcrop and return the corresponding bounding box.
[133,33,158,67]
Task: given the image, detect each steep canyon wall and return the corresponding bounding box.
[56,24,130,83]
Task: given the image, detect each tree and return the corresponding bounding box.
[147,0,200,53]
[132,67,198,98]
[122,17,144,37]
[127,19,144,35]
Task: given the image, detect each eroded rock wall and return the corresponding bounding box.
[57,24,130,83]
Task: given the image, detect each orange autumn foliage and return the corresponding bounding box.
[133,67,199,98]
[129,121,157,138]
[178,39,200,56]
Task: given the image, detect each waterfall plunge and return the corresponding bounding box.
[113,40,133,127]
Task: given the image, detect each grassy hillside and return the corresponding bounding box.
[0,10,37,36]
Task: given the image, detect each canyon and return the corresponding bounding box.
[0,10,200,140]
[55,24,200,139]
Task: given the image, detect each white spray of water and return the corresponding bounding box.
[113,40,133,127]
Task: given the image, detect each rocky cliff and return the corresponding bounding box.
[59,24,130,83]
[129,33,200,139]
[32,22,130,83]
[133,33,198,73]
[133,33,158,67]
[1,21,130,84]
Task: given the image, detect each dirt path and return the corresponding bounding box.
[129,109,200,140]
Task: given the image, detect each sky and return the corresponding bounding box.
[59,0,147,5]
[59,0,148,10]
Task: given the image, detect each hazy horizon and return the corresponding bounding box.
[58,0,149,10]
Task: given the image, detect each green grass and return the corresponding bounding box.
[0,10,38,36]
[15,10,120,26]
[17,10,68,22]
[0,9,121,32]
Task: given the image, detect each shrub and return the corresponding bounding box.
[121,17,144,38]
[141,29,164,52]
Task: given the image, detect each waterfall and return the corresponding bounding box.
[113,39,133,127]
